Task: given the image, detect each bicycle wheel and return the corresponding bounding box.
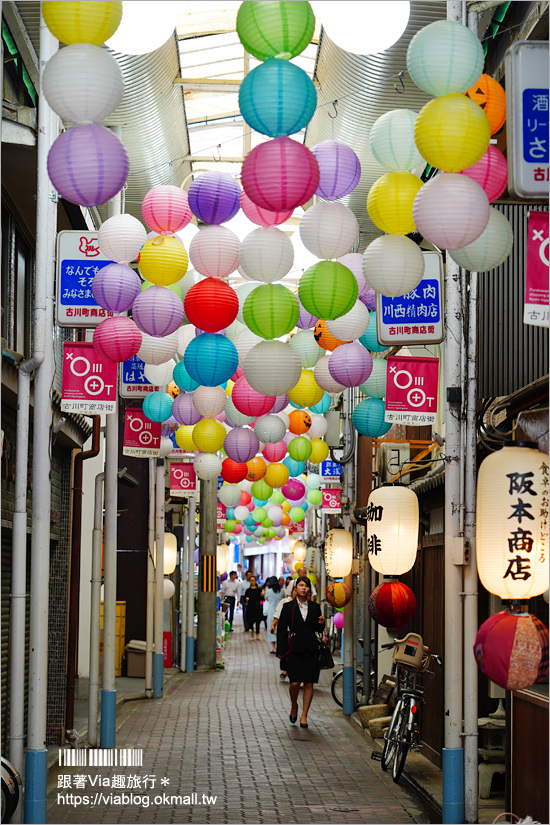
[331,669,364,709]
[381,698,404,771]
[391,700,410,783]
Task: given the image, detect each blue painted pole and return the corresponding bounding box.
[24,749,47,824]
[100,690,117,748]
[152,652,164,698]
[186,636,194,672]
[443,747,464,824]
[342,665,355,716]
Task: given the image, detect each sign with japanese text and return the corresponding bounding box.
[289,521,304,535]
[385,355,439,426]
[61,341,117,414]
[376,251,444,346]
[506,41,549,199]
[524,211,549,328]
[322,488,342,514]
[56,230,117,328]
[320,459,343,482]
[119,355,165,398]
[122,408,161,458]
[216,502,227,529]
[169,462,197,497]
[163,632,172,668]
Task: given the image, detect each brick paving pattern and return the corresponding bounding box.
[48,612,429,824]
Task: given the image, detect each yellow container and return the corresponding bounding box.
[100,601,126,676]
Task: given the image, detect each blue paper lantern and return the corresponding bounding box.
[226,507,236,520]
[283,456,306,477]
[173,360,200,392]
[310,392,331,414]
[252,496,269,507]
[289,400,305,409]
[352,398,392,438]
[358,312,388,353]
[184,333,238,387]
[142,391,173,423]
[239,58,317,138]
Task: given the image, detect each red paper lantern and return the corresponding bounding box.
[474,610,549,690]
[241,137,320,212]
[326,581,352,608]
[184,277,238,333]
[368,581,417,628]
[221,457,248,483]
[239,491,252,506]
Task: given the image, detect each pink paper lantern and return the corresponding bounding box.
[92,263,141,312]
[142,185,193,234]
[311,140,361,201]
[224,427,260,463]
[458,145,508,203]
[328,343,373,387]
[47,123,129,207]
[333,611,345,629]
[132,285,184,337]
[241,137,320,212]
[263,441,287,462]
[240,190,293,227]
[282,478,306,501]
[232,376,275,417]
[413,173,490,250]
[93,316,142,363]
[172,392,202,426]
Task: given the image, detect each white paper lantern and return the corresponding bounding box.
[276,411,290,430]
[98,214,147,264]
[326,302,370,341]
[314,354,346,394]
[189,225,240,279]
[268,506,284,526]
[406,19,484,97]
[218,484,241,507]
[369,109,424,172]
[306,473,321,489]
[254,414,287,444]
[176,325,196,356]
[235,328,264,367]
[307,415,328,440]
[158,437,173,457]
[43,44,124,124]
[359,358,387,398]
[193,385,227,418]
[153,532,178,575]
[238,227,294,283]
[143,359,175,386]
[239,479,252,492]
[289,329,324,368]
[225,397,255,426]
[325,529,353,577]
[225,319,247,342]
[163,579,176,599]
[178,268,204,301]
[448,207,513,271]
[216,543,230,573]
[413,174,490,250]
[299,202,359,260]
[194,453,222,481]
[138,331,179,365]
[293,540,307,562]
[234,505,250,522]
[244,340,302,396]
[366,486,419,576]
[362,235,425,297]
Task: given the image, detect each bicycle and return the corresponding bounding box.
[330,637,374,709]
[378,632,442,783]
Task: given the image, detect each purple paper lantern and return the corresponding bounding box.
[172,392,202,426]
[224,427,260,463]
[220,572,228,582]
[329,342,373,387]
[360,287,377,311]
[132,285,184,337]
[311,140,361,201]
[194,549,199,564]
[296,298,319,330]
[270,394,289,414]
[188,171,241,225]
[47,123,129,207]
[92,263,141,312]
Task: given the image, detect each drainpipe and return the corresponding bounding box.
[186,496,196,672]
[341,389,356,716]
[23,17,58,825]
[66,416,101,731]
[153,458,165,696]
[146,459,155,696]
[88,471,104,747]
[180,505,188,672]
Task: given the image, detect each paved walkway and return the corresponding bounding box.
[48,611,430,824]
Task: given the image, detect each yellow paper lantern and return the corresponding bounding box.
[226,379,235,397]
[294,561,304,572]
[138,236,188,287]
[192,418,226,453]
[282,500,291,514]
[415,94,491,173]
[367,172,423,235]
[309,439,329,464]
[264,462,290,489]
[287,369,324,408]
[175,424,196,452]
[42,1,122,45]
[325,529,353,577]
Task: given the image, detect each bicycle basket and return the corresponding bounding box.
[393,632,429,670]
[397,665,435,696]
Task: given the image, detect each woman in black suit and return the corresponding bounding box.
[276,576,325,728]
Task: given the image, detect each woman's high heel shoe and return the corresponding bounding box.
[300,722,308,729]
[289,714,297,724]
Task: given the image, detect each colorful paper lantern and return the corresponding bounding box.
[189,225,240,279]
[337,253,369,299]
[42,43,124,124]
[243,284,299,339]
[236,0,315,61]
[184,334,239,387]
[474,611,549,691]
[359,358,387,398]
[93,316,141,362]
[142,185,192,235]
[326,302,370,342]
[241,137,319,212]
[251,478,272,499]
[172,393,202,426]
[224,427,259,463]
[240,190,293,227]
[263,440,287,462]
[465,73,506,135]
[175,424,196,451]
[296,299,319,331]
[142,391,173,423]
[184,278,238,333]
[406,19,484,97]
[287,369,324,408]
[243,340,302,396]
[366,486,419,575]
[282,478,306,501]
[137,331,179,366]
[132,285,184,337]
[313,320,350,352]
[218,484,241,507]
[225,397,255,427]
[288,330,324,369]
[188,171,241,225]
[352,398,392,437]
[448,207,513,272]
[358,312,387,353]
[42,1,122,45]
[306,489,322,507]
[232,376,275,418]
[288,506,305,524]
[309,439,329,464]
[265,462,290,489]
[326,581,352,608]
[310,394,331,414]
[173,360,200,393]
[459,145,508,202]
[307,416,328,440]
[333,611,345,629]
[283,456,305,477]
[221,457,249,483]
[329,342,373,388]
[368,582,417,628]
[193,386,227,418]
[299,202,359,260]
[287,437,311,463]
[311,140,361,201]
[98,213,146,265]
[362,234,424,299]
[143,360,174,386]
[288,410,311,436]
[239,58,316,137]
[92,263,141,312]
[47,123,128,207]
[413,173,490,250]
[314,354,346,394]
[299,261,358,321]
[193,418,226,453]
[137,235,188,287]
[246,456,266,483]
[238,227,294,283]
[369,109,423,172]
[325,529,353,577]
[254,415,287,444]
[415,94,491,173]
[194,453,222,482]
[367,172,423,235]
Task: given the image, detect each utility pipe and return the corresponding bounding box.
[66,416,101,731]
[196,480,217,671]
[153,458,165,697]
[88,472,104,747]
[146,459,155,696]
[342,389,355,716]
[24,17,58,824]
[180,505,188,672]
[186,496,196,672]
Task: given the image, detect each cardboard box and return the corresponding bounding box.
[125,640,146,678]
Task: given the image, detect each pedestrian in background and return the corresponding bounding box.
[244,575,263,640]
[240,570,252,631]
[221,571,240,631]
[263,576,285,654]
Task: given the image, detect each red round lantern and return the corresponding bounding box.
[184,277,238,333]
[239,491,252,506]
[368,581,417,628]
[221,457,248,483]
[93,316,142,362]
[326,581,352,608]
[241,137,320,212]
[474,610,549,690]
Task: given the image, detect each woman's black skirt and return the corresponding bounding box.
[285,650,320,684]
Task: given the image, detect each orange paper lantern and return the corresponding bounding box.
[288,409,312,435]
[313,320,350,352]
[246,456,266,481]
[465,73,506,135]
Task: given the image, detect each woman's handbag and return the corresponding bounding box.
[317,639,334,670]
[262,600,269,616]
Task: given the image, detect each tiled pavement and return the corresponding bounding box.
[48,611,431,825]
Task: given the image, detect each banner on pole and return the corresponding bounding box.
[524,211,549,328]
[385,355,439,426]
[169,462,197,497]
[122,408,161,458]
[61,341,117,414]
[216,502,227,528]
[321,488,342,514]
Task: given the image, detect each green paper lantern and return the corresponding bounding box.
[258,537,266,544]
[288,436,312,462]
[289,506,305,523]
[224,519,237,532]
[243,283,299,339]
[251,478,273,500]
[270,490,285,505]
[307,489,322,506]
[265,527,276,539]
[236,1,315,61]
[252,507,267,523]
[263,517,274,528]
[298,260,358,321]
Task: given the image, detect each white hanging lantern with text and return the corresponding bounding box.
[293,540,307,563]
[325,529,353,577]
[153,532,178,576]
[366,485,419,575]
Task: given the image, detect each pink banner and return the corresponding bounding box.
[216,502,227,528]
[170,462,197,496]
[123,408,161,458]
[289,521,305,535]
[61,341,117,414]
[524,211,549,328]
[321,488,342,514]
[385,355,439,426]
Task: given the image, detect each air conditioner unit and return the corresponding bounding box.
[379,442,411,485]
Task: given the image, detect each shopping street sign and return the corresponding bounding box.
[320,460,342,482]
[122,408,161,458]
[524,211,549,328]
[385,355,439,426]
[120,355,165,398]
[56,230,116,328]
[170,462,197,497]
[61,341,117,414]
